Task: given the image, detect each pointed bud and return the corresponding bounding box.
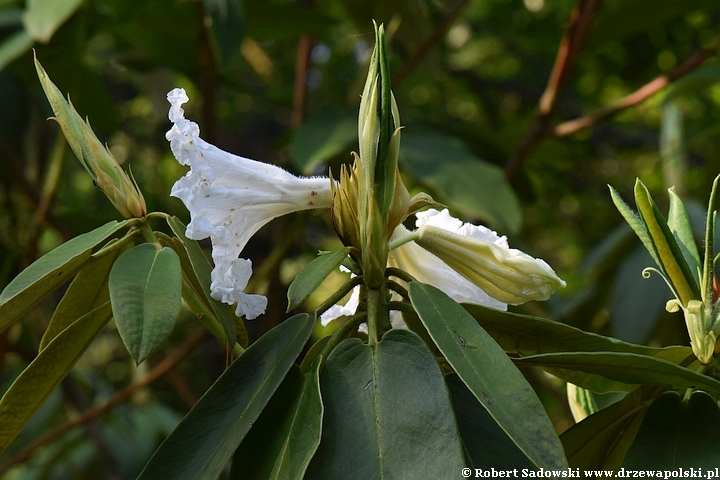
[35,54,146,219]
[415,224,566,305]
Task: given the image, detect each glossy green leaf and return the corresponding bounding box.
[561,385,661,470]
[0,29,33,71]
[287,247,351,311]
[624,391,720,468]
[22,0,83,43]
[40,244,127,351]
[514,351,720,392]
[290,107,357,174]
[306,329,465,478]
[232,360,323,479]
[109,243,182,364]
[0,220,124,333]
[201,0,244,69]
[446,373,534,470]
[0,301,112,453]
[462,303,689,358]
[408,282,567,470]
[137,312,315,480]
[609,185,661,268]
[166,216,238,346]
[401,128,521,233]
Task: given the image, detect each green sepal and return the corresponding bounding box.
[0,220,126,332]
[609,185,662,271]
[287,247,352,311]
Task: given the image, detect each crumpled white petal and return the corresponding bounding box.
[167,88,333,319]
[320,281,361,326]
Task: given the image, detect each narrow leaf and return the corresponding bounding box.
[561,385,660,469]
[408,282,567,470]
[232,360,323,479]
[462,303,691,358]
[22,0,83,43]
[40,245,125,350]
[514,351,720,392]
[0,302,112,453]
[137,312,315,480]
[609,185,661,268]
[0,220,124,332]
[109,244,182,364]
[624,391,720,468]
[446,373,534,469]
[287,247,351,311]
[166,216,238,345]
[307,330,465,478]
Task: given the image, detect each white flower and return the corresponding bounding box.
[389,219,508,311]
[167,88,333,319]
[413,209,566,305]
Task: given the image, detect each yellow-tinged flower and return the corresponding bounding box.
[167,88,333,319]
[405,209,565,305]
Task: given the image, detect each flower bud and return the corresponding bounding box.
[415,224,566,305]
[35,55,146,219]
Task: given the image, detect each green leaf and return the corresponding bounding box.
[514,351,720,392]
[290,107,357,174]
[401,128,521,233]
[201,0,244,69]
[561,385,660,470]
[462,303,688,358]
[624,391,720,468]
[306,329,465,478]
[137,312,315,480]
[22,0,83,43]
[0,301,112,453]
[0,220,125,333]
[287,247,351,311]
[0,29,32,71]
[231,360,323,479]
[40,245,127,351]
[165,216,237,346]
[408,282,567,470]
[446,373,534,470]
[609,185,661,268]
[109,244,182,364]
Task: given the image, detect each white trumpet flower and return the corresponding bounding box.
[411,209,566,305]
[167,88,333,319]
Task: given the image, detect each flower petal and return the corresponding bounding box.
[389,223,508,310]
[167,88,333,318]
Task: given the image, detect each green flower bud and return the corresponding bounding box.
[35,54,146,219]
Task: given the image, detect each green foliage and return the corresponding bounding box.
[2,0,720,475]
[108,243,182,364]
[138,312,315,480]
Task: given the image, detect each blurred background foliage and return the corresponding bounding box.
[1,0,720,477]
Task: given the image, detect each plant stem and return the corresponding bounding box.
[316,275,364,316]
[366,286,387,345]
[318,312,367,363]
